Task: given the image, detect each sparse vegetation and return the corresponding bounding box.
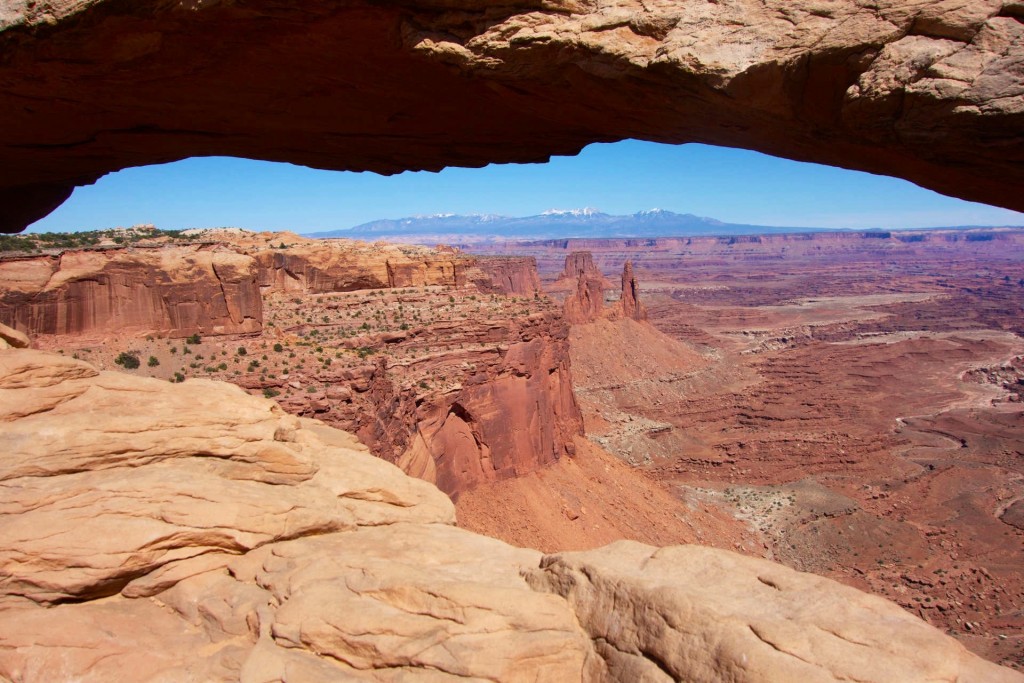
[114,352,141,369]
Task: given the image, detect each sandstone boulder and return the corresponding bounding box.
[0,321,29,349]
[527,541,1022,683]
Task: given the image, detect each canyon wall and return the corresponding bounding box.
[457,256,543,297]
[0,246,262,339]
[252,240,460,293]
[0,233,580,499]
[266,300,584,498]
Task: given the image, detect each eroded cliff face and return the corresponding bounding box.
[0,1,1022,232]
[262,293,584,498]
[250,235,460,293]
[562,254,648,325]
[1,347,1019,683]
[0,232,583,499]
[458,256,543,297]
[0,246,262,338]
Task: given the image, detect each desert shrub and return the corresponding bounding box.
[273,343,283,352]
[147,356,159,367]
[114,352,140,369]
[236,346,247,356]
[185,333,201,345]
[263,387,280,398]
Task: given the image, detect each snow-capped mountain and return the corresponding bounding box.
[307,209,831,243]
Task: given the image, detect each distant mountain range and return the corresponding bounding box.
[305,209,840,243]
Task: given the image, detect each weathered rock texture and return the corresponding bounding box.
[460,256,543,297]
[265,295,584,499]
[394,315,583,496]
[0,347,1019,682]
[558,252,606,284]
[226,231,540,297]
[618,261,647,321]
[0,246,262,338]
[563,267,609,324]
[251,235,460,294]
[0,232,580,498]
[563,256,648,324]
[0,321,28,349]
[1,1,1022,232]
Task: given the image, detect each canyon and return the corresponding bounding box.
[4,226,1024,676]
[469,230,1024,668]
[0,230,581,499]
[2,1,1024,233]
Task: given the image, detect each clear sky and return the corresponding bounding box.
[26,140,1024,234]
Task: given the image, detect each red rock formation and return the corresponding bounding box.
[4,347,1018,682]
[561,255,648,325]
[0,231,578,499]
[562,270,607,325]
[274,305,585,499]
[457,256,542,297]
[1,1,1022,233]
[247,235,459,293]
[559,252,600,282]
[617,260,647,322]
[0,246,262,339]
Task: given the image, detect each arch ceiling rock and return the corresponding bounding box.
[0,0,1021,233]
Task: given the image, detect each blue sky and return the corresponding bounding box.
[27,140,1024,233]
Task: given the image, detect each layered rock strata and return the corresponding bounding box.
[253,237,459,294]
[259,291,584,498]
[459,256,543,297]
[0,246,262,338]
[0,233,580,498]
[1,1,1023,233]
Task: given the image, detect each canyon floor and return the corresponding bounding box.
[476,234,1024,669]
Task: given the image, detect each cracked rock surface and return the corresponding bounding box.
[0,347,1020,682]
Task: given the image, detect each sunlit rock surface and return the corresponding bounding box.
[0,347,1020,682]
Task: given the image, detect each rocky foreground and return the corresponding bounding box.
[1,339,1020,682]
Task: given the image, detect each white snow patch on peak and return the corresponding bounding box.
[540,207,602,217]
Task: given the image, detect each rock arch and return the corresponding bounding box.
[1,0,1021,232]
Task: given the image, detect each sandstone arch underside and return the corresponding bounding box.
[0,0,1021,233]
